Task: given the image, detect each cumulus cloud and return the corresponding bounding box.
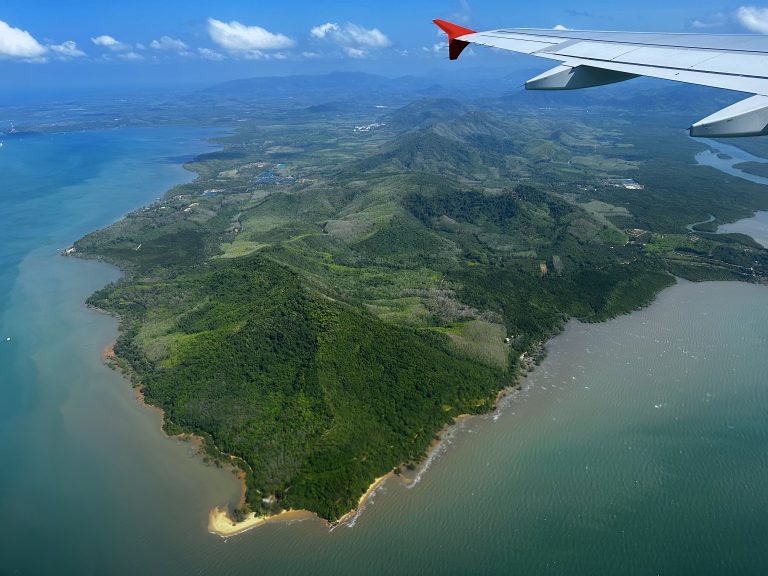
[118,51,143,61]
[150,36,188,52]
[198,47,224,61]
[309,22,391,58]
[344,47,366,58]
[310,23,337,40]
[736,6,768,33]
[0,19,47,60]
[91,34,130,51]
[48,40,85,60]
[310,22,390,48]
[207,18,294,53]
[239,50,289,61]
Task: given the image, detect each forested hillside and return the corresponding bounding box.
[76,90,768,521]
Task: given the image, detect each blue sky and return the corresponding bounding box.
[1,1,768,92]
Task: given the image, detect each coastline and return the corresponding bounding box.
[207,396,521,538]
[101,341,205,450]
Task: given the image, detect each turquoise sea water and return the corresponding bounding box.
[2,130,768,575]
[0,129,244,574]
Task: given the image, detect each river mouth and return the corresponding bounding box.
[717,210,768,248]
[694,138,768,186]
[694,138,768,247]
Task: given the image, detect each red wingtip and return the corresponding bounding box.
[433,19,476,41]
[433,19,476,60]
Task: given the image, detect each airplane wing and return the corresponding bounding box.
[434,19,768,137]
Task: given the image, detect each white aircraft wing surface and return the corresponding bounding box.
[434,19,768,137]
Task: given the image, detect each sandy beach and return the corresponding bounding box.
[208,472,396,538]
[208,507,315,537]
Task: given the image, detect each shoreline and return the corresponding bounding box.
[207,392,521,538]
[101,341,207,451]
[104,279,755,539]
[102,322,529,539]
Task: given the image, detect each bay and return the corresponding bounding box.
[717,211,768,248]
[694,138,768,186]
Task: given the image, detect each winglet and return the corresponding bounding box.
[433,19,476,60]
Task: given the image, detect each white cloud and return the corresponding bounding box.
[344,47,367,58]
[310,23,338,40]
[207,18,294,53]
[91,34,130,51]
[118,51,143,61]
[198,47,224,61]
[736,6,768,33]
[48,40,85,59]
[91,35,118,47]
[0,20,47,60]
[310,22,391,53]
[150,36,188,52]
[239,50,290,61]
[691,12,728,29]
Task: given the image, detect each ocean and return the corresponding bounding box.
[1,129,767,575]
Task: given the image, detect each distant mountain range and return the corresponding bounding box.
[197,70,747,129]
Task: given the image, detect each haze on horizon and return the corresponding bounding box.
[2,0,768,94]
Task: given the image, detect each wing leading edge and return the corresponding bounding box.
[433,19,768,137]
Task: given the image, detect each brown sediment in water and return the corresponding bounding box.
[102,335,533,539]
[101,343,116,363]
[101,341,203,450]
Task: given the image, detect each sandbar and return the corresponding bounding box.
[208,507,315,537]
